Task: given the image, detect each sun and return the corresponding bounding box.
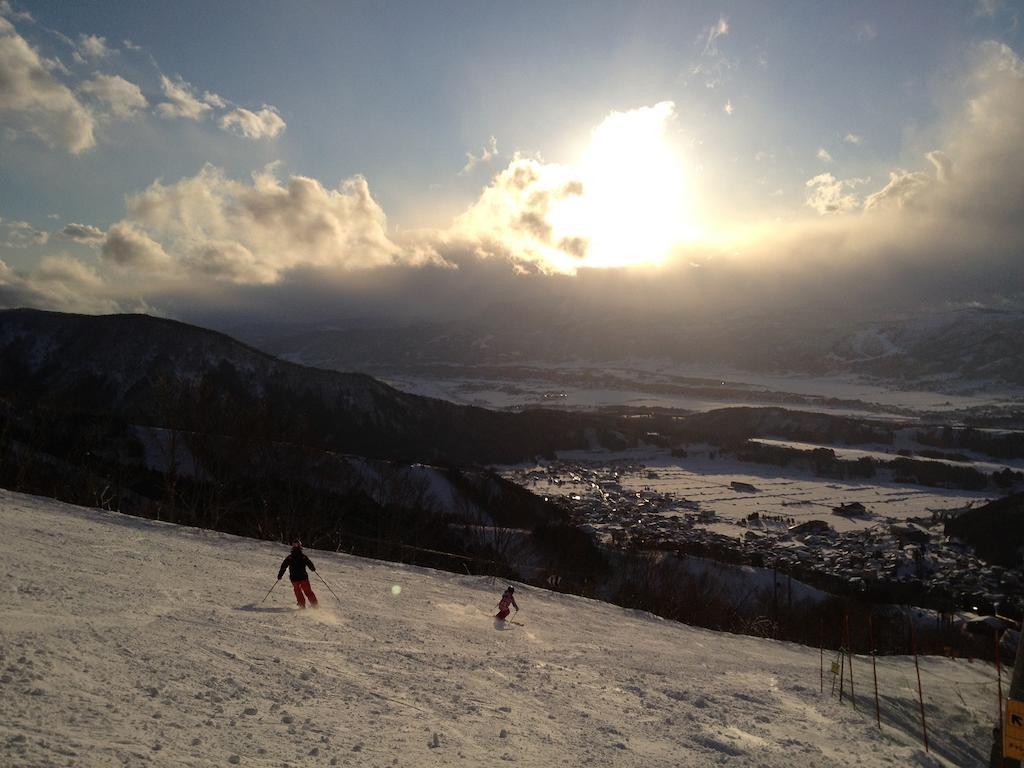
[550,101,699,269]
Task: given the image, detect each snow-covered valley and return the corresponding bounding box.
[377,364,1024,420]
[0,488,1009,767]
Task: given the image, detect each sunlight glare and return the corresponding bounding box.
[552,102,698,269]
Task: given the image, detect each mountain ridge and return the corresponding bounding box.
[241,305,1024,390]
[0,308,613,465]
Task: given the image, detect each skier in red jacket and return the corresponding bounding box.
[278,541,318,608]
[495,586,518,621]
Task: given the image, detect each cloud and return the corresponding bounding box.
[701,16,729,56]
[101,222,171,268]
[77,34,112,60]
[837,41,1020,236]
[750,39,1024,312]
[156,74,216,120]
[862,169,932,211]
[157,74,278,141]
[828,43,1017,220]
[0,218,48,247]
[804,173,864,214]
[0,21,96,152]
[926,150,953,183]
[123,39,141,51]
[102,163,402,284]
[218,105,285,139]
[0,1,32,23]
[458,135,498,176]
[689,16,736,88]
[975,0,1003,18]
[855,22,878,42]
[816,148,833,163]
[3,165,418,317]
[449,102,687,273]
[450,154,588,273]
[80,73,147,118]
[10,41,1024,328]
[843,133,862,145]
[202,90,226,109]
[33,254,104,290]
[58,222,105,243]
[181,239,273,283]
[0,254,121,314]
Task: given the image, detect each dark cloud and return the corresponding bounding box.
[101,222,170,268]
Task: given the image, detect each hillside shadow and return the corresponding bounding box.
[840,684,983,767]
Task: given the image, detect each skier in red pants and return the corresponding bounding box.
[495,586,518,621]
[278,541,318,608]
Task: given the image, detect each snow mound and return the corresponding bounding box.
[0,488,1004,766]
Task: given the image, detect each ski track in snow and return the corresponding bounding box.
[0,488,1002,767]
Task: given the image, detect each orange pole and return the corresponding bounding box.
[839,631,846,703]
[819,619,824,694]
[995,626,1003,735]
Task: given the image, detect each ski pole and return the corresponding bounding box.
[315,571,342,605]
[261,578,280,604]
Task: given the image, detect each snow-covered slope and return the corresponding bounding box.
[0,489,1006,767]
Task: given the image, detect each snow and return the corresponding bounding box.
[378,360,1024,418]
[380,373,914,418]
[509,448,994,534]
[0,488,1009,767]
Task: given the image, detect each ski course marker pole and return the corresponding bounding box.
[261,578,280,604]
[315,571,342,606]
[910,621,929,753]
[819,619,824,694]
[846,614,856,711]
[995,626,1003,737]
[869,616,881,730]
[838,612,847,704]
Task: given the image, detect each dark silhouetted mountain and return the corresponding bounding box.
[0,308,605,464]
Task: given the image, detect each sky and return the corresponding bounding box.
[1,0,1023,325]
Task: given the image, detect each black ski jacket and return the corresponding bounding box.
[278,549,316,582]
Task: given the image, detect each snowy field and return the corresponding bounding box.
[0,488,1010,767]
[506,449,995,535]
[379,362,1024,418]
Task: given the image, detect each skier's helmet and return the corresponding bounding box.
[507,586,514,593]
[291,540,302,548]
